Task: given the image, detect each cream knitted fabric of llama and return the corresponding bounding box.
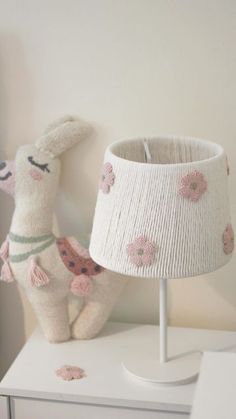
[0,116,127,342]
[90,136,233,279]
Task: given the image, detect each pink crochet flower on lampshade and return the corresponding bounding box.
[56,365,85,381]
[70,274,93,296]
[179,171,207,202]
[99,162,115,194]
[222,224,234,255]
[126,236,156,267]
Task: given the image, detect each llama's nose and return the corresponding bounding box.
[0,161,6,171]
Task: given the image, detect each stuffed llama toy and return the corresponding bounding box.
[0,116,126,342]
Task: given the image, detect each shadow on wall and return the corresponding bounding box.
[0,34,35,378]
[0,185,25,379]
[56,123,108,241]
[112,277,159,325]
[207,261,236,327]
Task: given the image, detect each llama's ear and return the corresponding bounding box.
[43,115,75,135]
[35,116,92,157]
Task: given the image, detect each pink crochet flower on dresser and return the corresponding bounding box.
[56,365,85,381]
[179,171,207,202]
[222,224,234,255]
[99,162,115,194]
[126,236,156,267]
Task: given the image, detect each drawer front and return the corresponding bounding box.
[0,396,10,419]
[11,397,189,419]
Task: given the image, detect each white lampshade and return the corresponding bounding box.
[90,136,233,279]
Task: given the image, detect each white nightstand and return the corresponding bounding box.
[0,322,236,419]
[191,351,236,419]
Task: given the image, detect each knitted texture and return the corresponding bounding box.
[0,239,9,262]
[35,116,92,157]
[1,260,14,283]
[0,160,15,196]
[27,256,50,287]
[56,365,85,380]
[90,136,233,279]
[57,238,103,276]
[0,116,127,342]
[70,274,94,296]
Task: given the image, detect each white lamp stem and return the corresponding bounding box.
[160,278,168,363]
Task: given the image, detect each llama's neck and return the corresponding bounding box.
[10,199,54,237]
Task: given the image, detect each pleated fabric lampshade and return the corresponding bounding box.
[90,136,234,279]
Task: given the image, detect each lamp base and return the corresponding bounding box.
[122,351,201,385]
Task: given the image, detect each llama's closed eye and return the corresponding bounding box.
[28,156,50,173]
[0,172,12,181]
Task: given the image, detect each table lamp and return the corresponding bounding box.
[89,136,234,385]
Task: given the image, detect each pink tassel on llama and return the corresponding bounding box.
[1,260,14,283]
[27,257,50,287]
[0,239,9,262]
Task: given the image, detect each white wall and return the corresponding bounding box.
[0,0,236,376]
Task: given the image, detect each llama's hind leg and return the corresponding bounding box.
[33,298,71,343]
[71,271,127,340]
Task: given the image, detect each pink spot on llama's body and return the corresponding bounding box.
[29,168,44,181]
[222,224,234,255]
[99,162,115,194]
[179,171,207,202]
[127,236,156,267]
[56,365,85,381]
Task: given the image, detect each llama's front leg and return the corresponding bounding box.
[33,298,71,343]
[71,271,127,339]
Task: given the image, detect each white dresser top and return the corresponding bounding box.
[0,322,236,414]
[191,351,236,419]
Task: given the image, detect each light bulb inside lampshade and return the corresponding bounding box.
[90,136,233,279]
